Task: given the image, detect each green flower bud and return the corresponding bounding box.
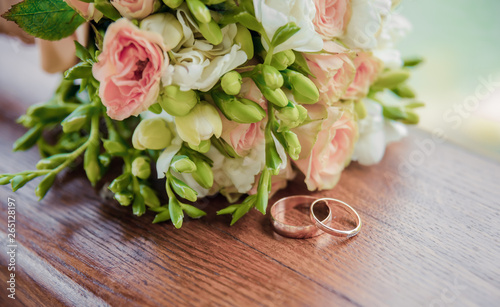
[61,104,96,133]
[200,0,225,4]
[140,184,160,208]
[261,87,289,107]
[186,0,211,24]
[198,19,223,45]
[189,140,211,153]
[11,174,33,192]
[36,153,70,170]
[283,70,319,104]
[132,118,172,150]
[276,104,301,131]
[191,159,213,189]
[35,172,56,200]
[234,24,254,59]
[296,104,308,123]
[109,173,132,194]
[255,169,271,214]
[103,140,127,156]
[261,65,284,90]
[132,157,151,180]
[99,153,112,168]
[212,91,266,124]
[175,102,222,146]
[168,196,184,229]
[221,71,242,96]
[152,209,171,223]
[158,85,198,117]
[132,193,146,216]
[0,175,12,185]
[169,177,198,202]
[271,50,295,70]
[171,155,197,173]
[84,140,101,186]
[148,103,163,114]
[162,0,184,9]
[392,83,416,98]
[282,131,301,160]
[13,123,43,152]
[354,100,367,120]
[402,111,420,125]
[114,192,133,206]
[373,69,410,89]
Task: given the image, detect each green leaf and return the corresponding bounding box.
[2,0,85,41]
[74,41,93,62]
[270,22,300,48]
[94,0,121,21]
[152,210,171,224]
[64,62,92,80]
[181,203,207,219]
[234,12,263,33]
[291,51,313,77]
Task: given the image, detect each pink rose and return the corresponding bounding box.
[64,0,101,20]
[111,0,156,20]
[343,52,383,100]
[305,45,355,105]
[293,107,357,191]
[93,19,165,120]
[313,0,351,40]
[220,79,266,156]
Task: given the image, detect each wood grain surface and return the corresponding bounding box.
[0,41,500,307]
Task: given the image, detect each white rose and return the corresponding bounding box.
[342,0,391,50]
[373,14,412,69]
[253,0,323,54]
[140,13,184,51]
[161,6,247,92]
[351,99,407,165]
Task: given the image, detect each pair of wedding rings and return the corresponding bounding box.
[270,196,362,239]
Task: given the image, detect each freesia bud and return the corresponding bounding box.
[283,69,319,104]
[354,100,367,119]
[171,155,197,173]
[36,153,70,170]
[140,184,160,208]
[35,173,56,200]
[158,85,198,117]
[162,0,184,9]
[169,177,198,202]
[132,157,151,179]
[221,71,242,96]
[261,87,289,107]
[198,19,223,45]
[296,104,308,123]
[212,91,265,124]
[141,13,184,50]
[109,173,132,193]
[132,118,172,150]
[191,159,213,189]
[373,69,410,89]
[282,131,301,160]
[103,140,127,156]
[114,192,133,206]
[261,65,284,90]
[189,140,211,153]
[174,102,222,146]
[186,0,211,24]
[271,50,295,70]
[61,104,96,133]
[234,24,254,59]
[276,104,301,130]
[84,140,101,186]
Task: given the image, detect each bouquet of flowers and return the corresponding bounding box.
[1,0,422,227]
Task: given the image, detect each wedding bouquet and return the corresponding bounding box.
[1,0,422,227]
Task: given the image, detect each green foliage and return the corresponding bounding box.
[2,0,85,41]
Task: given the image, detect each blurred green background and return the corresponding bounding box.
[399,0,500,160]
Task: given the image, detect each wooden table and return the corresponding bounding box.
[1,48,500,307]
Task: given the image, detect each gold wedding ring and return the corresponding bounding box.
[270,196,362,239]
[310,198,362,238]
[270,196,332,239]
